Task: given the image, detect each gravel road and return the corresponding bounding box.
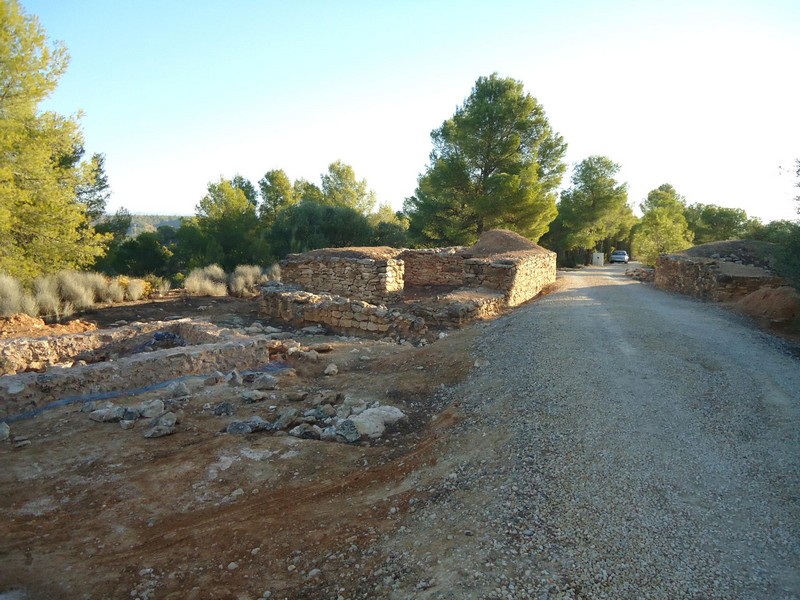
[367,265,800,599]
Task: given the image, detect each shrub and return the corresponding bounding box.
[107,279,126,303]
[33,275,61,318]
[0,273,24,317]
[185,265,228,297]
[145,274,171,297]
[264,262,281,282]
[125,278,147,301]
[229,265,265,297]
[83,272,111,303]
[20,293,38,317]
[56,271,95,310]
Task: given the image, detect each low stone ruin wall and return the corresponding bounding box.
[280,251,404,304]
[655,255,785,302]
[0,319,231,375]
[260,284,427,341]
[464,251,557,307]
[400,248,466,286]
[0,335,278,420]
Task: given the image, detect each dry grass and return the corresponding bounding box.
[185,265,228,297]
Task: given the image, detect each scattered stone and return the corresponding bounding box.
[6,381,25,395]
[153,412,177,428]
[289,423,321,440]
[139,399,165,418]
[311,343,334,353]
[121,408,141,421]
[204,370,225,386]
[119,420,136,430]
[0,422,10,441]
[306,568,321,579]
[226,369,243,387]
[350,410,385,439]
[170,381,190,398]
[263,326,282,334]
[89,406,126,423]
[246,416,273,432]
[251,374,278,390]
[474,358,490,368]
[214,402,236,416]
[227,421,253,435]
[286,391,309,402]
[143,423,175,438]
[227,562,238,571]
[80,402,97,413]
[241,390,268,404]
[14,439,31,449]
[305,349,320,362]
[369,405,407,425]
[335,419,361,444]
[320,426,338,441]
[323,363,339,376]
[309,390,342,406]
[273,407,300,430]
[315,404,337,419]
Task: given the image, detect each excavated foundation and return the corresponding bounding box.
[0,319,278,419]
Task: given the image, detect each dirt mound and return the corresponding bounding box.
[0,314,97,339]
[735,286,800,328]
[679,240,778,271]
[468,229,550,257]
[287,247,401,261]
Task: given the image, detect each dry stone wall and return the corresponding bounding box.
[280,252,404,304]
[260,284,427,341]
[0,320,231,375]
[655,255,785,302]
[400,248,467,286]
[464,251,557,307]
[0,336,277,419]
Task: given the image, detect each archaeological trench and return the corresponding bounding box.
[0,230,556,438]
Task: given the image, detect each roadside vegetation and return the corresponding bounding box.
[2,0,799,312]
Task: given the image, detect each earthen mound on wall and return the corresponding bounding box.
[286,246,401,261]
[0,313,96,340]
[735,285,800,326]
[678,240,779,271]
[468,229,550,257]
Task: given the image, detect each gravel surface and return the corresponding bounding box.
[364,265,799,599]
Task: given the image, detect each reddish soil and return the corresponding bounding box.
[0,295,478,599]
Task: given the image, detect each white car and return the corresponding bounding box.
[609,250,629,264]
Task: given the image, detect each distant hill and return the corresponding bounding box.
[128,215,186,237]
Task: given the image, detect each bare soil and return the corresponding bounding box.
[0,294,479,599]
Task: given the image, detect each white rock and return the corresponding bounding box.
[139,399,165,418]
[350,410,386,439]
[324,363,339,376]
[0,422,10,441]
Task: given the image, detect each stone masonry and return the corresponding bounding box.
[655,254,785,302]
[280,248,404,304]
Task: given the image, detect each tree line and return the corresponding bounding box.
[3,0,798,288]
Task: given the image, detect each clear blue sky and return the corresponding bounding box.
[21,0,800,222]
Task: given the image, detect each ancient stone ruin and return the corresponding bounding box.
[260,229,556,340]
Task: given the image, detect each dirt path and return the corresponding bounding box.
[371,265,800,599]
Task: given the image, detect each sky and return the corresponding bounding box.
[21,0,800,223]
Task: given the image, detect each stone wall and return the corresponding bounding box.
[280,250,404,304]
[655,255,785,302]
[1,336,277,419]
[464,251,557,307]
[260,284,427,341]
[400,248,466,286]
[0,320,232,375]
